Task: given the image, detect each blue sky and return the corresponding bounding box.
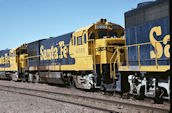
[0,0,153,50]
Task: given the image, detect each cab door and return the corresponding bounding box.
[16,46,28,74]
[19,54,28,73]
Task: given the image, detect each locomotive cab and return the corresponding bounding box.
[69,19,125,91]
[11,44,28,81]
[16,44,28,74]
[92,19,126,91]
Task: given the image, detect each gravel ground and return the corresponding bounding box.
[0,80,170,113]
[0,81,106,113]
[0,90,108,113]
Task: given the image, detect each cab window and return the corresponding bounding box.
[98,31,107,38]
[84,34,87,44]
[12,52,16,57]
[98,31,118,38]
[109,31,118,38]
[89,33,95,39]
[74,37,76,45]
[77,36,82,45]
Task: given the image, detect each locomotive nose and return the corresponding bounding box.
[95,38,125,64]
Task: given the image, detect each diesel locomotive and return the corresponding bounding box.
[0,19,125,91]
[0,0,170,103]
[117,0,170,103]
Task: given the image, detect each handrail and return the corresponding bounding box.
[88,39,96,74]
[109,39,170,79]
[126,47,129,68]
[110,49,117,78]
[155,42,158,68]
[138,45,141,68]
[110,48,121,79]
[113,39,169,72]
[93,40,96,74]
[107,39,169,49]
[113,52,118,79]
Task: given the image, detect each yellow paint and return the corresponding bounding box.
[0,48,18,72]
[69,20,125,73]
[149,26,163,59]
[163,35,170,58]
[149,26,170,59]
[0,53,10,65]
[18,54,28,73]
[40,41,68,61]
[95,38,125,64]
[0,56,5,64]
[19,54,28,68]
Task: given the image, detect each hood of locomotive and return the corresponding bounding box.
[95,38,125,64]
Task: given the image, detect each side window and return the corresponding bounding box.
[74,36,76,45]
[12,52,16,57]
[89,33,95,39]
[77,36,82,45]
[84,34,87,44]
[109,31,118,38]
[98,31,107,38]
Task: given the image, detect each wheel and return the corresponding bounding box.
[138,87,145,100]
[154,88,164,104]
[68,77,75,88]
[11,72,19,81]
[33,73,39,83]
[120,92,123,98]
[21,77,26,82]
[134,87,145,100]
[6,74,12,80]
[28,74,33,82]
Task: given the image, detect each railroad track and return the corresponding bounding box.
[0,84,169,113]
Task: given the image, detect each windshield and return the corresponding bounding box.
[98,30,118,39]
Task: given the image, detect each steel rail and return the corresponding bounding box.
[0,84,169,113]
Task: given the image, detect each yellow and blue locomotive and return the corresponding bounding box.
[0,44,27,80]
[19,19,125,91]
[114,0,170,103]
